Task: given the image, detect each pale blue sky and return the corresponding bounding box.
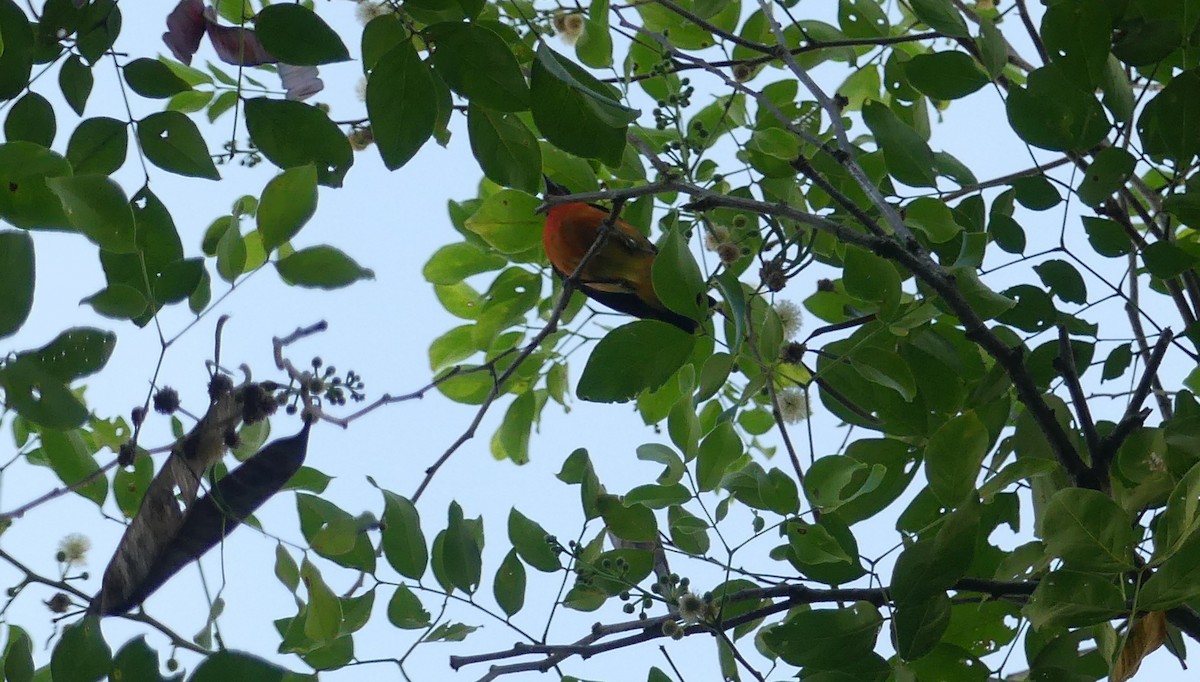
[1,1,1189,680]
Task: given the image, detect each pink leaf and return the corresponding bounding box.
[161,0,206,65]
[204,7,276,66]
[279,64,324,101]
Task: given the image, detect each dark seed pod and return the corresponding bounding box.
[93,421,312,615]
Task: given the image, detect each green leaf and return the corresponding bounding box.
[652,228,706,321]
[851,348,916,402]
[1077,147,1135,207]
[1083,216,1131,257]
[1152,460,1200,562]
[979,457,1058,501]
[66,117,128,175]
[123,57,191,98]
[905,197,963,243]
[530,43,634,166]
[59,54,93,116]
[274,544,299,592]
[1101,343,1132,382]
[207,90,238,122]
[0,0,34,101]
[255,4,350,65]
[387,584,431,629]
[113,453,150,519]
[925,411,988,506]
[463,189,542,254]
[577,320,696,403]
[844,246,901,313]
[787,519,854,565]
[803,455,886,513]
[0,357,87,429]
[1138,67,1200,162]
[508,508,562,571]
[258,165,318,252]
[1023,570,1125,629]
[137,111,220,179]
[367,41,437,171]
[1139,531,1200,610]
[1042,488,1136,572]
[0,231,35,339]
[5,92,56,147]
[51,617,110,682]
[4,627,33,682]
[189,651,288,682]
[862,101,937,188]
[762,602,883,668]
[1012,175,1061,211]
[40,427,107,505]
[1143,241,1195,278]
[301,559,343,643]
[895,497,980,606]
[946,267,1015,320]
[697,421,742,492]
[1163,192,1200,228]
[422,622,480,643]
[46,175,136,252]
[276,246,374,289]
[244,97,353,187]
[26,327,116,381]
[467,105,542,194]
[668,505,710,554]
[491,391,535,464]
[624,483,690,508]
[905,52,989,100]
[310,517,359,557]
[576,0,613,68]
[0,143,73,231]
[1006,64,1110,152]
[894,594,951,661]
[381,490,428,579]
[443,501,483,593]
[597,494,657,542]
[429,22,528,111]
[424,242,507,285]
[975,20,1007,78]
[166,90,212,113]
[493,549,527,617]
[216,226,246,282]
[1033,259,1087,304]
[909,0,969,37]
[1041,0,1110,87]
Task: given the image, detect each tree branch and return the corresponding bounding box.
[1095,329,1173,482]
[1054,324,1102,466]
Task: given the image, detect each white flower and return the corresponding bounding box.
[355,1,391,25]
[775,300,803,338]
[704,224,730,251]
[778,388,810,424]
[677,592,706,624]
[58,534,91,565]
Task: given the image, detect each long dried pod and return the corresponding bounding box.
[94,382,247,615]
[96,419,310,615]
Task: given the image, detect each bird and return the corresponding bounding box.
[541,178,707,333]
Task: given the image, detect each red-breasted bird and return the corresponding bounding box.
[542,179,707,333]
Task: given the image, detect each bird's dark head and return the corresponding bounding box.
[538,176,574,215]
[543,176,572,197]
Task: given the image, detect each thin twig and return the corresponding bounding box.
[1096,329,1173,480]
[1053,325,1101,464]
